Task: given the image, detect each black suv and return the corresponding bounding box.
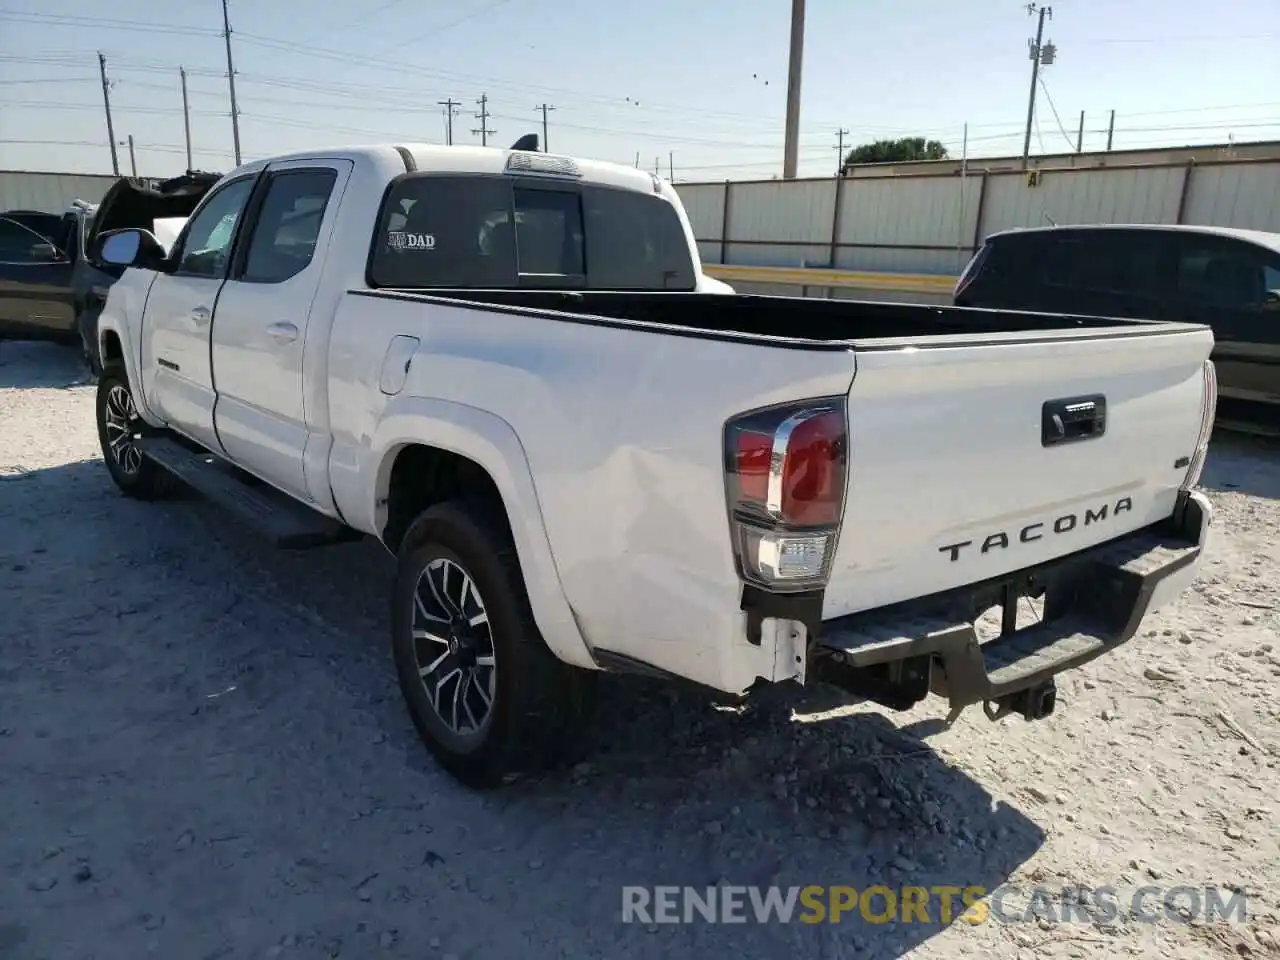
[954,224,1280,430]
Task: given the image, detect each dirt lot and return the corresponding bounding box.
[1,340,1277,960]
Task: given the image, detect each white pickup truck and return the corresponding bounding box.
[92,140,1217,788]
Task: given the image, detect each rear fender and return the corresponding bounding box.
[369,396,595,670]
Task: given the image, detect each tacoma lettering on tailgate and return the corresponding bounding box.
[938,497,1134,563]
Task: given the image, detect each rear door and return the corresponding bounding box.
[822,322,1213,619]
[1169,232,1280,406]
[209,159,350,501]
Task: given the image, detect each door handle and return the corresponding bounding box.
[266,321,299,343]
[190,306,211,324]
[1041,394,1107,447]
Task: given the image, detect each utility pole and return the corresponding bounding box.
[1020,3,1054,171]
[438,98,460,145]
[180,67,193,170]
[120,134,137,176]
[472,94,495,146]
[535,103,555,152]
[668,151,674,181]
[782,0,806,179]
[1106,109,1115,151]
[833,127,849,176]
[98,52,119,175]
[633,151,640,168]
[221,0,242,166]
[1076,110,1084,153]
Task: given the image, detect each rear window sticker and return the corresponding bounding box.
[388,231,435,250]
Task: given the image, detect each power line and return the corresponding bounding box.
[1036,75,1075,151]
[369,0,518,59]
[0,11,220,38]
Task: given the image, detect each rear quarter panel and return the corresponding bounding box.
[327,294,855,689]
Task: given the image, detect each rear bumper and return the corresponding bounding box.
[815,490,1212,711]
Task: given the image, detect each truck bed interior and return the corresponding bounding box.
[382,289,1169,344]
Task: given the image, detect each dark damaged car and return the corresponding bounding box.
[0,171,219,372]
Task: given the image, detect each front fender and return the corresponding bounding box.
[96,275,163,427]
[368,396,596,671]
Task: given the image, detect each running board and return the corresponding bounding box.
[135,436,357,549]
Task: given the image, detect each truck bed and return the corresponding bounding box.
[358,288,1200,347]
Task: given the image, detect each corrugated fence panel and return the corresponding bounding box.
[724,242,832,267]
[695,241,723,265]
[979,167,1183,235]
[1182,163,1280,232]
[838,175,981,248]
[833,245,974,277]
[675,182,726,241]
[727,180,836,244]
[0,171,117,212]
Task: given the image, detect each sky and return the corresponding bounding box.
[1,0,1278,182]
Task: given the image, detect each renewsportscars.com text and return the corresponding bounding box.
[621,884,1249,926]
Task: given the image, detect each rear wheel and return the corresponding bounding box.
[391,500,597,788]
[95,367,174,499]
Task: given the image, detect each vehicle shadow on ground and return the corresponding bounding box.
[6,456,1045,959]
[1202,433,1280,501]
[183,496,1044,954]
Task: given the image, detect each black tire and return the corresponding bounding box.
[392,500,597,788]
[95,366,175,500]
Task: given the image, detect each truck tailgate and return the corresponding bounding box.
[823,326,1214,619]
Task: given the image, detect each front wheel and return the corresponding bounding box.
[95,367,174,499]
[391,500,597,788]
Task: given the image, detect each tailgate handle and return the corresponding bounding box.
[1042,395,1106,447]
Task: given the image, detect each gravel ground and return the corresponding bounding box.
[1,339,1277,960]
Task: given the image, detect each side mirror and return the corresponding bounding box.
[29,242,63,262]
[95,228,167,270]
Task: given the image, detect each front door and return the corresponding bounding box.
[140,175,258,452]
[209,160,350,501]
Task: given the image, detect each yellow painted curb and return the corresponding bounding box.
[703,263,958,294]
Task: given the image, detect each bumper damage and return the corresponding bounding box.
[811,491,1212,721]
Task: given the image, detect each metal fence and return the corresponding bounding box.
[676,158,1280,293]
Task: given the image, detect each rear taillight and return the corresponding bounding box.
[724,400,848,591]
[1181,359,1218,491]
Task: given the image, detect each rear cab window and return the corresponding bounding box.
[367,174,695,291]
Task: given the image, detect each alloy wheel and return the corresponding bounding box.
[103,383,142,476]
[412,557,497,741]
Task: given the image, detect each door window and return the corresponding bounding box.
[1043,231,1167,297]
[582,185,695,290]
[1175,237,1272,310]
[371,176,516,288]
[174,177,256,279]
[0,217,58,263]
[240,169,338,284]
